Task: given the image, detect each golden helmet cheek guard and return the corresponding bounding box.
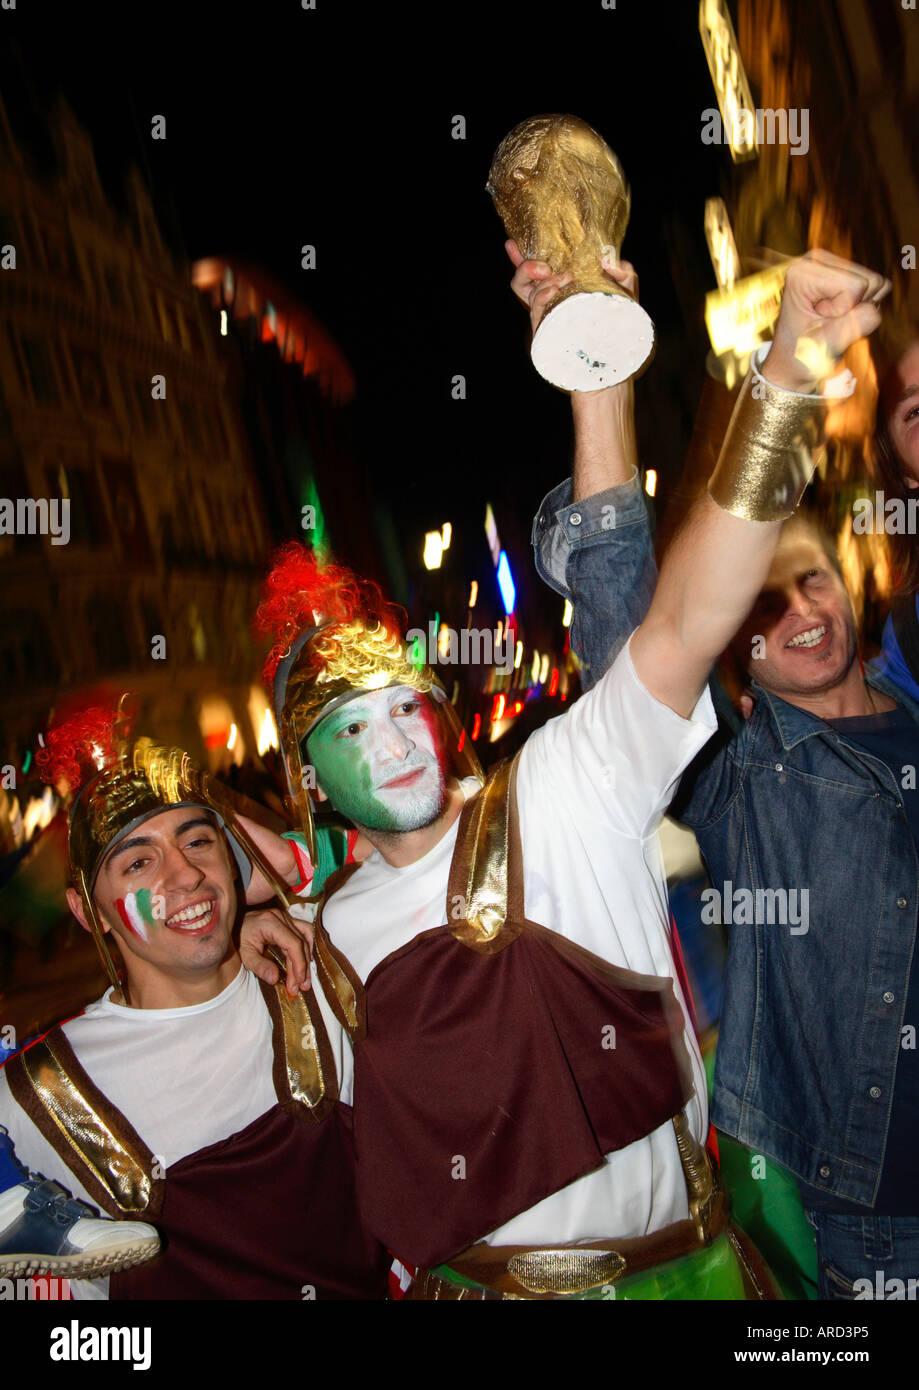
[273,620,485,862]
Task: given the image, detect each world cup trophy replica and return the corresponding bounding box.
[487,114,655,391]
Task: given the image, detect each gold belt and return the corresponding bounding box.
[409,1115,729,1300]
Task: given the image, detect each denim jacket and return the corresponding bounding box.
[532,473,919,1207]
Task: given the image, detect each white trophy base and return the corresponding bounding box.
[531,292,655,391]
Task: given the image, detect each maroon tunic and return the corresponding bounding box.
[113,1101,387,1300]
[322,760,694,1270]
[7,979,390,1300]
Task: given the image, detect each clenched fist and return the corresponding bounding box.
[763,249,891,393]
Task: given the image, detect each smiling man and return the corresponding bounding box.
[0,706,388,1300]
[531,251,919,1302]
[724,512,884,716]
[237,246,891,1301]
[78,805,242,1008]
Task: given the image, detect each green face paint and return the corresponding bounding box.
[309,719,381,824]
[115,888,158,942]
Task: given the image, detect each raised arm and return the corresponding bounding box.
[507,239,639,499]
[511,243,656,683]
[631,250,889,717]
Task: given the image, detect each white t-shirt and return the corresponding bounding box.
[0,961,351,1299]
[323,634,716,1248]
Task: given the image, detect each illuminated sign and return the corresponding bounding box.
[423,530,444,570]
[496,549,516,615]
[484,503,501,567]
[704,197,741,290]
[705,263,787,357]
[699,0,758,162]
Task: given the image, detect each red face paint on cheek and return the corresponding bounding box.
[114,890,154,942]
[415,698,449,777]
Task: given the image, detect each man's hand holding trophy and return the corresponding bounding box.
[488,113,654,391]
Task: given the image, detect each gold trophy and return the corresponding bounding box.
[487,114,654,391]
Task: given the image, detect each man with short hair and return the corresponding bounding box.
[531,250,918,1301]
[0,707,388,1299]
[242,247,886,1299]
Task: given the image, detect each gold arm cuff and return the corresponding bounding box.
[708,365,825,521]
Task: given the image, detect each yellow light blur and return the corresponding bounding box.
[227,723,238,751]
[562,600,573,628]
[22,787,55,841]
[441,522,452,550]
[468,580,478,607]
[699,0,758,163]
[257,707,278,756]
[484,503,500,566]
[365,670,394,691]
[249,687,279,757]
[645,470,657,498]
[514,641,523,669]
[219,309,228,336]
[704,198,741,291]
[531,650,541,682]
[423,531,444,570]
[705,264,787,357]
[794,337,838,381]
[437,622,451,659]
[539,653,550,684]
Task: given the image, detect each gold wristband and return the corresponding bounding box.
[708,365,826,521]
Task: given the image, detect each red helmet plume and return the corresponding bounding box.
[36,706,121,793]
[254,541,405,685]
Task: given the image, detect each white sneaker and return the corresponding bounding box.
[0,1177,161,1280]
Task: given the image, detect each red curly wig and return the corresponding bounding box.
[36,706,122,793]
[254,542,406,686]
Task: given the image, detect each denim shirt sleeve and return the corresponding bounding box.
[531,468,657,692]
[531,469,743,827]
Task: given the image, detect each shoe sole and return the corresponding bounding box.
[0,1236,161,1281]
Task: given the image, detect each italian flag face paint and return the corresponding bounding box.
[115,889,157,942]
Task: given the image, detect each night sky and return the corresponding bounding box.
[1,0,720,584]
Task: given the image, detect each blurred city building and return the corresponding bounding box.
[0,95,380,1030]
[0,94,276,786]
[0,96,382,818]
[190,256,392,584]
[667,0,919,638]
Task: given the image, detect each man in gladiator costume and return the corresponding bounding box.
[0,703,388,1299]
[240,242,887,1300]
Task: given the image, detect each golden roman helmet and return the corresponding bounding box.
[37,700,255,988]
[256,544,484,862]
